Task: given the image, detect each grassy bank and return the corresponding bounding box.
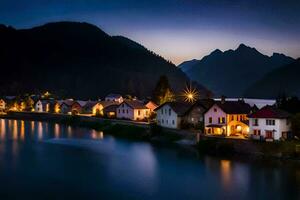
[197,137,300,160]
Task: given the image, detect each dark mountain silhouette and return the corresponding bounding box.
[0,21,208,99]
[179,44,295,97]
[245,59,300,98]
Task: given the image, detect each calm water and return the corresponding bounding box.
[0,119,299,200]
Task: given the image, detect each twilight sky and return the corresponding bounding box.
[0,0,299,65]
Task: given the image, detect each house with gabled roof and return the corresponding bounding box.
[204,99,253,137]
[155,102,191,129]
[103,104,119,118]
[182,99,215,128]
[83,100,119,116]
[116,100,150,121]
[60,100,82,114]
[105,94,123,104]
[248,106,292,141]
[145,101,158,113]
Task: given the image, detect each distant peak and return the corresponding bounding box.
[210,49,223,55]
[237,43,250,50]
[236,43,259,54]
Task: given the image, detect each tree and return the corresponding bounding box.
[152,75,175,105]
[291,113,300,138]
[277,96,300,114]
[24,96,34,111]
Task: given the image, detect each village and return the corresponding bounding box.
[0,91,295,143]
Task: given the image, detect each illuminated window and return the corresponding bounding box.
[266,119,275,126]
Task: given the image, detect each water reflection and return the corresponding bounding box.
[220,160,231,189]
[38,122,43,141]
[91,130,103,140]
[0,119,6,140]
[54,123,60,138]
[20,121,25,141]
[0,119,298,199]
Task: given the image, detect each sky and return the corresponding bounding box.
[0,0,299,65]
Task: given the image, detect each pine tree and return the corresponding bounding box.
[153,75,175,105]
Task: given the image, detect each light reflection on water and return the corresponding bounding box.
[0,119,104,142]
[0,119,299,199]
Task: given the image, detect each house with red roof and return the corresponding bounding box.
[248,106,292,141]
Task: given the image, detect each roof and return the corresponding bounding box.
[103,104,119,112]
[187,99,215,113]
[248,106,291,119]
[122,100,148,109]
[77,100,88,107]
[213,100,252,114]
[106,93,122,99]
[83,101,99,109]
[154,102,192,116]
[99,101,119,108]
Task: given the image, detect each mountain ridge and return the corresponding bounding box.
[0,21,209,99]
[179,44,295,97]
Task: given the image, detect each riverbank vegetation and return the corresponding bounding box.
[197,137,300,159]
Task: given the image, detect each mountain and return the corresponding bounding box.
[179,44,295,97]
[245,59,300,98]
[0,22,208,99]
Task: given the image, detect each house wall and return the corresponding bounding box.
[117,103,134,120]
[92,104,104,115]
[117,103,149,120]
[60,104,70,114]
[156,104,180,129]
[249,118,291,140]
[35,101,43,112]
[183,105,205,126]
[133,109,150,120]
[226,114,249,135]
[71,104,82,114]
[204,104,227,127]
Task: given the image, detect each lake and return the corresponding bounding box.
[0,119,299,199]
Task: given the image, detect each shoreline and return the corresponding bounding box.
[0,111,194,146]
[1,112,300,162]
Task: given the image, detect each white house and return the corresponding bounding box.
[116,100,150,121]
[105,94,124,104]
[155,102,191,129]
[0,99,6,112]
[35,100,44,112]
[248,106,292,141]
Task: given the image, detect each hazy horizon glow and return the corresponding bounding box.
[1,0,299,65]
